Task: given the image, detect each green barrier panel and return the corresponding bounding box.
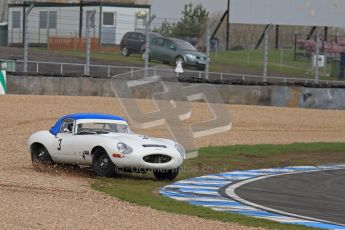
[0,70,7,94]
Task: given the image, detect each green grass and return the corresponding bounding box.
[33,47,144,66]
[210,49,332,79]
[92,142,345,230]
[35,47,334,79]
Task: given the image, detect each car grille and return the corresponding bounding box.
[142,144,167,148]
[143,154,171,164]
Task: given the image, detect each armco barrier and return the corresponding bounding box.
[6,75,345,110]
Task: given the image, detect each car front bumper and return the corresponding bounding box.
[185,57,206,68]
[110,148,184,170]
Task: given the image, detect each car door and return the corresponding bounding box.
[134,33,145,53]
[162,39,177,63]
[150,38,164,60]
[128,33,138,53]
[52,119,77,163]
[72,134,94,165]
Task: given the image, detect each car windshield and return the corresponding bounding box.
[174,40,196,51]
[149,33,161,39]
[76,123,132,134]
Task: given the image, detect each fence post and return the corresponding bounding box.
[314,34,320,83]
[280,49,284,71]
[205,21,211,80]
[85,10,96,76]
[263,25,272,82]
[144,14,156,78]
[23,4,34,73]
[60,64,63,75]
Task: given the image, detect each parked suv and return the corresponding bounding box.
[144,37,207,70]
[120,32,160,56]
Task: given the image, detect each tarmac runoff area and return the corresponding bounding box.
[160,165,345,230]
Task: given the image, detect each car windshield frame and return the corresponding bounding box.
[75,119,132,135]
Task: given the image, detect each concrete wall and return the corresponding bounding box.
[6,75,345,110]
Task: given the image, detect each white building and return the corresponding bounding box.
[7,1,150,45]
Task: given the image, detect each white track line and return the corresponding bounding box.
[225,168,345,227]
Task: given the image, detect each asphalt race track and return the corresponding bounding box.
[161,165,345,229]
[236,169,345,225]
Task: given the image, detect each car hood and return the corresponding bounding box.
[181,50,206,58]
[101,133,175,147]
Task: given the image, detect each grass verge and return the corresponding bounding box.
[35,48,334,79]
[92,142,345,230]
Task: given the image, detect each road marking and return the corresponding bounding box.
[225,169,345,227]
[160,165,345,230]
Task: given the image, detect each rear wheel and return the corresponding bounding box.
[92,148,116,177]
[153,168,179,180]
[31,144,54,166]
[121,46,129,56]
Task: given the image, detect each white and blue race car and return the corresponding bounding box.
[27,113,185,180]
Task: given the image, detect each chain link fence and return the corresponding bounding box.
[2,2,345,84]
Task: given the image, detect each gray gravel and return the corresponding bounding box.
[0,95,262,230]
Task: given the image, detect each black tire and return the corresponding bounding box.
[121,46,129,56]
[31,144,54,166]
[92,148,116,177]
[153,168,179,180]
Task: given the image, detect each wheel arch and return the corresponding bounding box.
[30,142,54,165]
[91,146,107,157]
[176,55,185,63]
[30,142,46,154]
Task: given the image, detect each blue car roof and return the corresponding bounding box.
[49,113,126,136]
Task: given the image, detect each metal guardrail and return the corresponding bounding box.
[16,60,143,77]
[0,59,144,78]
[148,67,345,86]
[2,59,345,86]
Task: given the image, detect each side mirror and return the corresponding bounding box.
[63,128,70,133]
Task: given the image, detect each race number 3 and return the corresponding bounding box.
[57,139,62,151]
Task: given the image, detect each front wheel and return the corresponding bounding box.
[153,168,179,180]
[92,148,116,177]
[31,145,54,166]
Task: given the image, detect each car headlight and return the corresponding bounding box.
[117,142,133,154]
[186,54,196,59]
[175,143,185,159]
